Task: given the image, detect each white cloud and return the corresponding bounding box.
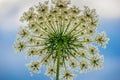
[71,0,120,19]
[0,0,120,32]
[0,0,36,32]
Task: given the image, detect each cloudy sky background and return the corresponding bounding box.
[0,0,120,80]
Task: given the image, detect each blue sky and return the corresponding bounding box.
[0,0,120,80]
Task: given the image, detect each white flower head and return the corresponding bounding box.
[37,49,47,57]
[83,6,97,20]
[41,55,52,66]
[88,45,99,55]
[20,7,36,22]
[78,49,88,58]
[84,35,93,44]
[90,55,104,70]
[13,40,26,54]
[45,66,56,79]
[27,36,36,44]
[60,70,76,80]
[52,0,70,8]
[35,2,48,14]
[69,58,78,69]
[70,6,80,15]
[86,28,96,35]
[79,60,90,73]
[18,27,29,38]
[28,22,38,30]
[95,31,110,48]
[26,48,38,58]
[26,61,41,74]
[14,0,109,79]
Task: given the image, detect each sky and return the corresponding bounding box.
[0,0,120,80]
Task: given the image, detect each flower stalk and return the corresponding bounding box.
[56,45,61,80]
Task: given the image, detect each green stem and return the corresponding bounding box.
[56,46,61,80]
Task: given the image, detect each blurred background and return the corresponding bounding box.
[0,0,120,80]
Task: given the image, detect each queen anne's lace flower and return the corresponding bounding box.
[70,6,80,15]
[60,70,75,80]
[18,27,29,38]
[84,35,93,43]
[35,2,48,14]
[90,55,104,70]
[95,31,109,48]
[79,60,90,73]
[88,46,99,55]
[20,7,36,22]
[69,58,78,69]
[13,0,109,80]
[45,66,56,79]
[27,48,38,58]
[14,40,26,53]
[78,49,88,58]
[26,61,40,75]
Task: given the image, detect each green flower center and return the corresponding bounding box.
[46,32,77,53]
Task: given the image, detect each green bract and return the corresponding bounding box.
[13,0,109,80]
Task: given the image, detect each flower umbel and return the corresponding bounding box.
[13,0,109,80]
